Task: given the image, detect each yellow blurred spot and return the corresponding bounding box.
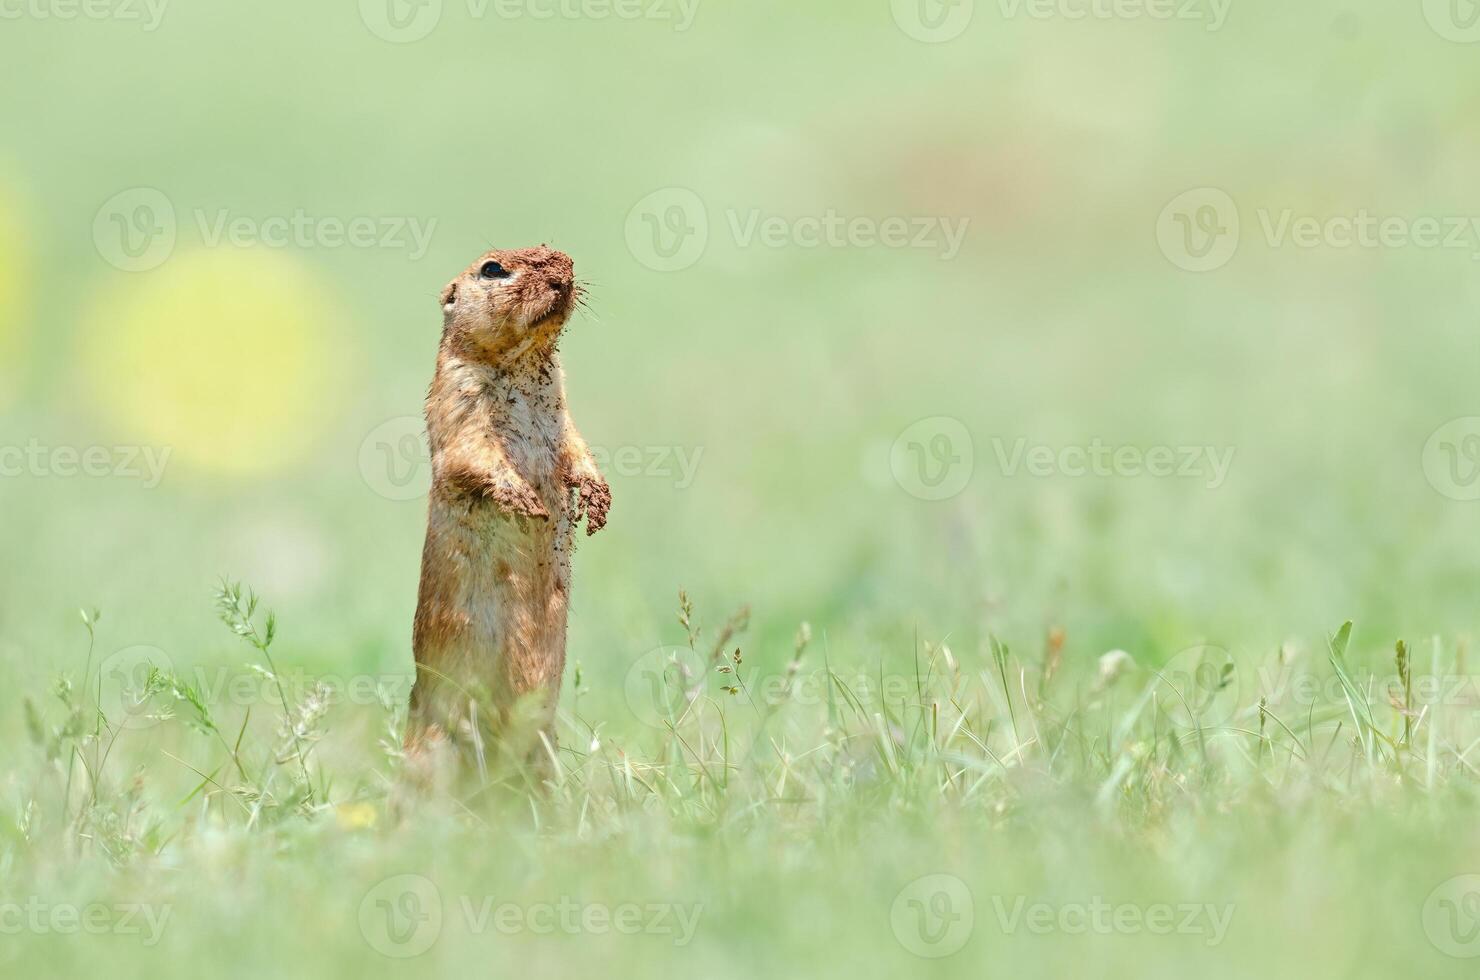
[81,248,343,475]
[335,801,379,830]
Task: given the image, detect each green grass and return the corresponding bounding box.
[6,584,1480,977]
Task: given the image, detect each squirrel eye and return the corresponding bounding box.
[479,261,511,280]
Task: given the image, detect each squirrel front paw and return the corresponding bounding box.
[566,472,611,535]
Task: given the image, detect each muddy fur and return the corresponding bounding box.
[405,246,608,776]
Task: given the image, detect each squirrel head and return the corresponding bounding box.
[439,245,580,364]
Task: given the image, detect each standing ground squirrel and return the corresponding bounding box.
[406,246,609,771]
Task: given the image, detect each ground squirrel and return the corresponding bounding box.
[406,246,609,770]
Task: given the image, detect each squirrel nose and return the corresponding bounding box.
[533,246,574,295]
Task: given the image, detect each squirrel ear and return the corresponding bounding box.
[440,281,457,308]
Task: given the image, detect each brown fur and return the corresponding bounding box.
[405,246,608,770]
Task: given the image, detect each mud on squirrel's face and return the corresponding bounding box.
[440,246,580,360]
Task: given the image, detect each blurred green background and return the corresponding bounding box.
[4,0,1480,975]
[3,0,1477,698]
